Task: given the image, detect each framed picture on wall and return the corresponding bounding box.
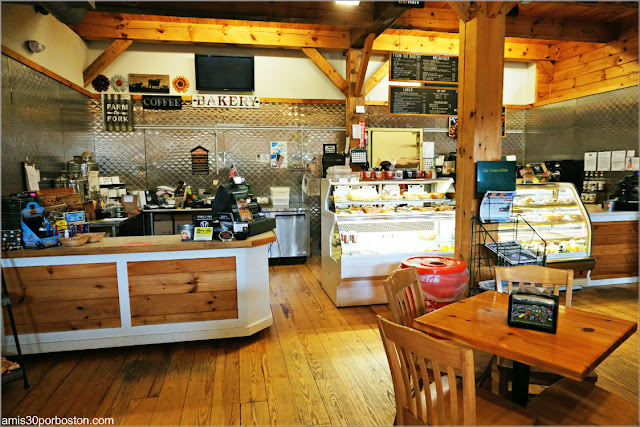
[128,74,170,94]
[448,116,457,139]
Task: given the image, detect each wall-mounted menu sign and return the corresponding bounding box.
[192,95,260,109]
[389,86,458,116]
[142,95,183,110]
[390,53,458,83]
[102,94,134,131]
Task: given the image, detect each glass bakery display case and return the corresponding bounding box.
[321,177,455,307]
[511,183,593,262]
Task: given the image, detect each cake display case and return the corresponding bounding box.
[321,178,455,307]
[511,183,593,264]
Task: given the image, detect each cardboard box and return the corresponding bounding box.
[154,220,174,235]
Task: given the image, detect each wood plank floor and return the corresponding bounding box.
[2,257,638,425]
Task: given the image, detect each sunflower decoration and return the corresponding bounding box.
[110,74,128,92]
[91,74,110,92]
[172,76,189,93]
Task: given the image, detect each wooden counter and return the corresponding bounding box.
[1,232,276,354]
[590,221,638,281]
[3,233,276,258]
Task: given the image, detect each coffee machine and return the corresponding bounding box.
[609,173,639,211]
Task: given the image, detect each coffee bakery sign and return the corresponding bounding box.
[192,95,260,109]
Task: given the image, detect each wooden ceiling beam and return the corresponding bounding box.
[372,33,556,61]
[301,48,347,95]
[70,17,351,50]
[83,39,133,87]
[350,2,407,48]
[364,56,389,96]
[396,7,619,43]
[354,34,375,97]
[71,15,557,61]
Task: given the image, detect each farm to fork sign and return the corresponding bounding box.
[102,94,134,131]
[192,95,260,109]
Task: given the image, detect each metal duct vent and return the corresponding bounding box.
[36,2,95,25]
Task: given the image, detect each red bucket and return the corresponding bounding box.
[401,256,470,314]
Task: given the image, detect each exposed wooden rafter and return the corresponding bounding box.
[350,2,407,48]
[301,48,347,95]
[70,14,557,62]
[364,56,389,96]
[447,1,471,23]
[397,6,619,43]
[83,39,133,87]
[354,34,375,97]
[373,33,556,61]
[71,15,350,50]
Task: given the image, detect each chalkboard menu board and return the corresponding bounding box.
[389,86,458,116]
[390,53,458,83]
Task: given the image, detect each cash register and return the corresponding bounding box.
[211,176,276,240]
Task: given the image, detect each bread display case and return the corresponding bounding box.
[321,178,455,307]
[511,183,593,266]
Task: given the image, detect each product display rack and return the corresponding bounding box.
[321,177,455,307]
[1,269,29,388]
[469,215,547,294]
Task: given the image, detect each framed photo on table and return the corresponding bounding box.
[508,293,559,333]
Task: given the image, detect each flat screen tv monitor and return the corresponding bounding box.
[195,54,254,91]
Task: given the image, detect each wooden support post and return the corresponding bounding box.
[454,3,507,266]
[346,49,366,153]
[83,39,133,87]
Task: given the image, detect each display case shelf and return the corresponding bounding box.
[334,199,453,206]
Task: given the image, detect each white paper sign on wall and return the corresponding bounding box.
[192,95,260,108]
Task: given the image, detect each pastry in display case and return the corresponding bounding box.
[321,177,456,307]
[510,183,593,263]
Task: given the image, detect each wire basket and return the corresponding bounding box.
[469,215,546,294]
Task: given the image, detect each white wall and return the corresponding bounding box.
[503,62,536,104]
[87,42,347,99]
[88,42,536,105]
[1,3,89,87]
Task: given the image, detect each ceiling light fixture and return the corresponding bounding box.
[336,1,360,6]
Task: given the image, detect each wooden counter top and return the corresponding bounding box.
[2,231,276,258]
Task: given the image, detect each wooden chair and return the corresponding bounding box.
[525,378,638,425]
[377,316,535,426]
[382,267,495,387]
[493,265,597,397]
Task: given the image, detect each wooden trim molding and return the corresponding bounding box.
[2,45,95,98]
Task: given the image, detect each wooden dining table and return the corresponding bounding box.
[412,291,638,406]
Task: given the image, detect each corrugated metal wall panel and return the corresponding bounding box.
[1,57,95,194]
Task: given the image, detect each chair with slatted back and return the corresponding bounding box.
[377,316,535,426]
[382,267,494,388]
[494,265,597,398]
